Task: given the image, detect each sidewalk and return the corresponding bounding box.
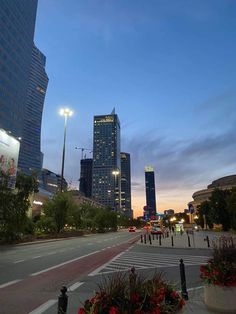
[137,230,217,249]
[183,287,215,313]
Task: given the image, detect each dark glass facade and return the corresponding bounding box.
[0,0,38,137]
[145,166,157,217]
[120,152,132,216]
[0,1,48,177]
[79,158,93,197]
[92,113,121,208]
[18,45,48,175]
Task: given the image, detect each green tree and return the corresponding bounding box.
[0,172,38,242]
[226,188,236,230]
[209,188,231,231]
[197,201,213,229]
[42,192,73,233]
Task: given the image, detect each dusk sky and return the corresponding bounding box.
[35,0,236,217]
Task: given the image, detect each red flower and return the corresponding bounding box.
[109,306,119,314]
[78,308,86,314]
[151,307,160,314]
[170,291,179,298]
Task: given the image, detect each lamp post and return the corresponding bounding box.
[112,170,120,212]
[59,108,73,192]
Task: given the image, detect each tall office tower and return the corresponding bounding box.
[145,166,157,218]
[120,152,132,216]
[0,1,48,176]
[18,45,48,175]
[92,110,121,208]
[79,158,93,197]
[0,0,38,136]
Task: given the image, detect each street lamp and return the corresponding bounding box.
[112,170,120,211]
[59,108,73,192]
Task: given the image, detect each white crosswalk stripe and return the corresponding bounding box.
[89,251,209,276]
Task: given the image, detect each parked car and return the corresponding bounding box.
[128,226,136,232]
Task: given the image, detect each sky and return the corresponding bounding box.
[34,0,236,217]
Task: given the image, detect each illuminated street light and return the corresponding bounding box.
[180,218,185,223]
[112,170,120,211]
[59,108,73,192]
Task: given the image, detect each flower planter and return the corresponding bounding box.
[204,284,236,313]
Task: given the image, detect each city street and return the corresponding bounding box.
[0,230,212,313]
[0,230,139,314]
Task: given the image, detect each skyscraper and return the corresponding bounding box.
[92,110,121,208]
[120,152,132,216]
[0,0,48,176]
[0,0,38,136]
[145,166,157,218]
[79,158,93,197]
[18,45,48,175]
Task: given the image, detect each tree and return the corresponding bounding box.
[42,192,74,233]
[0,172,38,242]
[226,188,236,230]
[197,201,213,229]
[209,188,231,231]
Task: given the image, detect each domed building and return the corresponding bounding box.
[188,175,236,211]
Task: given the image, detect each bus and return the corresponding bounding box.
[144,220,163,235]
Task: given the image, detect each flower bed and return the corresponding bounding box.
[200,235,236,312]
[78,270,185,314]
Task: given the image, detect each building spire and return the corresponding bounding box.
[111,107,115,114]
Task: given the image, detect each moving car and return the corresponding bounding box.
[150,226,163,235]
[128,226,136,232]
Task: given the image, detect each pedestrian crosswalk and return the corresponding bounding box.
[89,251,209,276]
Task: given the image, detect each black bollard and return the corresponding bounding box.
[167,231,169,238]
[179,259,188,300]
[58,286,68,314]
[159,234,162,246]
[171,235,174,246]
[144,234,146,244]
[140,234,143,243]
[156,233,158,240]
[204,235,210,248]
[187,235,191,247]
[149,234,152,245]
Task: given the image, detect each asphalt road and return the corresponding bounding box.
[0,231,212,314]
[0,230,139,314]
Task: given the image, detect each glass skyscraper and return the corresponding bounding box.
[0,0,48,176]
[92,111,121,208]
[79,158,93,198]
[145,166,157,218]
[18,44,48,175]
[120,152,132,216]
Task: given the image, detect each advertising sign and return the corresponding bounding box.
[0,129,20,189]
[188,203,194,214]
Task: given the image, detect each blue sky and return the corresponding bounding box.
[35,0,236,216]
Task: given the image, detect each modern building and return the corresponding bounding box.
[145,166,157,218]
[18,45,48,175]
[188,174,236,211]
[164,209,175,216]
[92,110,121,209]
[0,0,48,177]
[120,152,132,217]
[40,168,67,194]
[79,158,93,197]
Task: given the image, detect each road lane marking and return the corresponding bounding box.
[88,250,127,276]
[14,260,25,263]
[68,281,84,291]
[0,279,22,288]
[30,251,100,276]
[32,256,42,259]
[29,299,57,314]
